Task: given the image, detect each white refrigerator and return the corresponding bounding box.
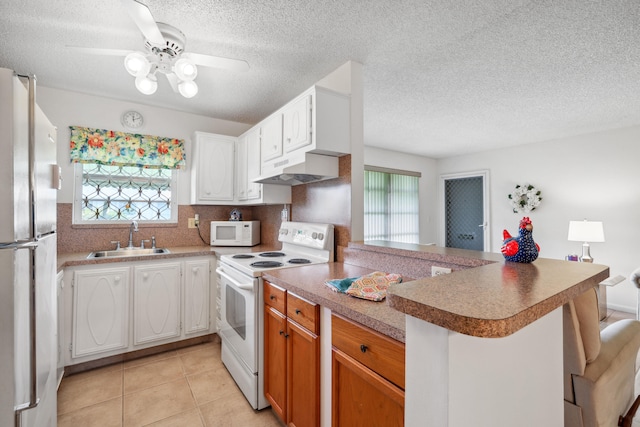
[0,68,59,426]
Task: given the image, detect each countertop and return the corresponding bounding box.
[387,256,609,338]
[57,244,276,271]
[262,263,406,342]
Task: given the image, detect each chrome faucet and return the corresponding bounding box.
[127,220,139,248]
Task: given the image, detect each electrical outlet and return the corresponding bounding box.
[432,266,451,276]
[188,218,197,228]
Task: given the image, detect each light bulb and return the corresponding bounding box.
[124,52,151,77]
[135,74,158,95]
[178,80,198,98]
[173,58,198,81]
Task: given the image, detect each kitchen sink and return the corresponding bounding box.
[87,248,170,259]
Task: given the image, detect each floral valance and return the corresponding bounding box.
[69,126,185,169]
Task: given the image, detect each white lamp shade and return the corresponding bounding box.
[173,58,198,81]
[135,74,158,95]
[568,220,605,242]
[124,52,151,77]
[178,80,198,98]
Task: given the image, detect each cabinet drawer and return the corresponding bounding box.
[264,281,287,313]
[331,314,405,389]
[287,292,319,335]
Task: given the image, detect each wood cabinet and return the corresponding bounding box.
[72,266,130,358]
[264,281,320,427]
[133,262,181,345]
[331,314,405,427]
[190,132,235,204]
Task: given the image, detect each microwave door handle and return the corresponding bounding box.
[216,267,255,291]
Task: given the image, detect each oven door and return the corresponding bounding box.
[216,263,258,373]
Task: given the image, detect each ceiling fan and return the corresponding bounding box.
[71,0,249,98]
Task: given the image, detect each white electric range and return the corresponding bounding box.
[215,222,334,410]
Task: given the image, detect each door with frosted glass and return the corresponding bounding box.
[443,175,486,251]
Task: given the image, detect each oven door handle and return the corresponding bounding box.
[216,267,255,291]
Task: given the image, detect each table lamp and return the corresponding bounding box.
[567,220,605,263]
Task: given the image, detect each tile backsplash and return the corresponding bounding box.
[57,155,352,260]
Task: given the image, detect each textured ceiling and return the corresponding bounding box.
[1,0,639,158]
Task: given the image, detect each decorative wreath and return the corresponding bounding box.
[508,184,542,213]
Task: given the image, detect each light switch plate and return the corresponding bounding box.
[432,266,451,276]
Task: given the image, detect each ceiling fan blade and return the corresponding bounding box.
[121,0,165,47]
[166,73,180,93]
[67,46,134,57]
[183,52,249,72]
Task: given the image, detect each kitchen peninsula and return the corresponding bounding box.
[262,241,609,427]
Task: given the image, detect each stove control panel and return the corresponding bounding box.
[279,222,334,250]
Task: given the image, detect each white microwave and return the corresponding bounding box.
[210,220,260,246]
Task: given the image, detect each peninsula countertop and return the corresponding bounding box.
[386,256,609,338]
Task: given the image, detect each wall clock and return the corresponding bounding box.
[121,110,144,130]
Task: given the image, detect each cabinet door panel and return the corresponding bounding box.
[287,319,319,427]
[283,94,312,153]
[184,260,210,335]
[261,114,283,162]
[72,267,129,357]
[332,348,404,427]
[245,127,262,200]
[264,306,287,422]
[191,133,235,203]
[133,262,181,345]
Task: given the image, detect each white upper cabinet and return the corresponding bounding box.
[283,94,312,153]
[236,135,248,201]
[190,132,235,204]
[261,113,283,162]
[245,127,262,201]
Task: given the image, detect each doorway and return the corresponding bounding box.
[440,171,490,251]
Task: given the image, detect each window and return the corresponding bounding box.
[73,163,177,224]
[364,167,420,243]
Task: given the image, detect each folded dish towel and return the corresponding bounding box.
[324,277,359,293]
[345,272,402,301]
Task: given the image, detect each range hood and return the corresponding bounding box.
[254,153,339,186]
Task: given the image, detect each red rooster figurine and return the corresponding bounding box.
[501,217,540,263]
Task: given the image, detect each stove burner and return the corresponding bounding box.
[288,258,312,264]
[250,261,284,268]
[232,254,255,259]
[259,252,286,258]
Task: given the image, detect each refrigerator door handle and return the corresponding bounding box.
[0,241,38,250]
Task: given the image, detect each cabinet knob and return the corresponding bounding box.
[360,344,368,353]
[295,309,301,315]
[270,295,275,300]
[192,267,198,274]
[143,272,148,280]
[279,330,284,335]
[114,276,121,283]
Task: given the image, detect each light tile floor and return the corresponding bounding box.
[57,340,284,427]
[58,310,635,426]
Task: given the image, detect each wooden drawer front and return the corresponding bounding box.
[287,292,319,334]
[264,281,286,313]
[331,314,405,389]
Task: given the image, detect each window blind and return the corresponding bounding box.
[364,169,419,243]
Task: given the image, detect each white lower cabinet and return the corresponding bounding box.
[133,262,181,345]
[183,259,210,335]
[72,266,130,358]
[65,256,213,366]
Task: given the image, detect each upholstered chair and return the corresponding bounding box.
[563,286,640,426]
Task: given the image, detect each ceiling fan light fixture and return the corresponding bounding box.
[124,51,151,77]
[178,79,198,98]
[135,74,158,95]
[173,57,197,81]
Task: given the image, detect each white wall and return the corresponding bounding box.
[364,146,438,245]
[437,125,640,313]
[37,86,251,205]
